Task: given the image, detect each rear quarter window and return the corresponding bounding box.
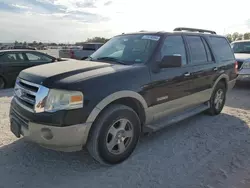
[209,37,234,62]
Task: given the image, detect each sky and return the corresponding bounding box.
[0,0,250,43]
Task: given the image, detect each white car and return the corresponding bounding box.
[231,40,250,81]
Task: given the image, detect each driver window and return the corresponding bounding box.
[161,36,187,65]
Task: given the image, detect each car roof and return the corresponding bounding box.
[0,49,39,53]
[116,28,224,38]
[117,31,224,37]
[231,40,250,43]
[84,42,104,44]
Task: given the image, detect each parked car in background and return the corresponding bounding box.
[0,50,66,89]
[59,43,103,59]
[231,40,250,81]
[10,28,237,164]
[58,46,81,58]
[13,46,37,50]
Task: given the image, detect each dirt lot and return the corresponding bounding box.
[0,83,250,188]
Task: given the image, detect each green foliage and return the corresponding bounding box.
[75,37,109,45]
[226,32,250,42]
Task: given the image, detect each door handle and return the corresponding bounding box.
[213,67,218,71]
[184,72,191,76]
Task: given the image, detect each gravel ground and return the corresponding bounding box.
[0,83,250,188]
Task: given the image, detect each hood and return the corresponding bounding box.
[19,59,130,87]
[234,53,250,62]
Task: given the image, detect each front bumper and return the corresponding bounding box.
[10,109,92,152]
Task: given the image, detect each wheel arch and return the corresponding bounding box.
[212,74,229,91]
[86,90,148,124]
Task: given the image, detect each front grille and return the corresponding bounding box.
[14,79,40,112]
[237,61,244,70]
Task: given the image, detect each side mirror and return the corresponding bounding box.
[159,55,182,68]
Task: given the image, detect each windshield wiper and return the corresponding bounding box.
[96,57,126,64]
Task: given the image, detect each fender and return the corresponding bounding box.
[212,74,229,91]
[86,90,148,123]
[81,91,148,144]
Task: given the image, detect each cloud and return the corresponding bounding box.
[75,0,97,8]
[0,0,250,43]
[0,11,115,43]
[104,1,112,6]
[0,2,23,13]
[11,4,32,9]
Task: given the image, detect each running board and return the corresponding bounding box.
[144,103,210,133]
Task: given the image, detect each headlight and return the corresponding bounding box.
[242,62,250,69]
[44,89,83,112]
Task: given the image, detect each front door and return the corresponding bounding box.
[147,35,196,122]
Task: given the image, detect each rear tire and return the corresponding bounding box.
[0,77,6,89]
[207,82,226,115]
[87,104,141,165]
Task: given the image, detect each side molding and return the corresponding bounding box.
[86,90,148,123]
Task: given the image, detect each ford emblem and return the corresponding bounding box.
[15,89,23,98]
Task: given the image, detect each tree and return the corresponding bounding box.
[243,33,250,40]
[86,37,109,43]
[232,32,240,41]
[226,34,233,43]
[23,41,27,46]
[236,34,243,41]
[14,41,18,46]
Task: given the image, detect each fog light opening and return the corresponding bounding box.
[41,128,53,140]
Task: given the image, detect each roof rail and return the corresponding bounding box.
[173,27,216,34]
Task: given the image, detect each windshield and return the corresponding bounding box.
[231,42,250,53]
[89,34,160,64]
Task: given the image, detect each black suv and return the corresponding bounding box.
[10,28,237,165]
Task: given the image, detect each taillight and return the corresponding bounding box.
[70,50,75,59]
[234,61,238,74]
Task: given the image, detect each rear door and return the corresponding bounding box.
[208,36,236,81]
[184,35,216,95]
[0,52,31,86]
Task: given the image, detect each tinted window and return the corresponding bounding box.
[231,41,250,53]
[0,53,24,63]
[82,44,96,50]
[202,38,213,62]
[161,35,187,65]
[186,36,207,64]
[210,37,234,61]
[26,52,52,62]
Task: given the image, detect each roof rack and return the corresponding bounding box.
[173,27,216,34]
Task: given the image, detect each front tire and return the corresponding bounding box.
[207,82,226,115]
[87,104,141,165]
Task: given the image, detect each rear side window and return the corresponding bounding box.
[209,37,234,61]
[186,36,207,64]
[82,44,96,50]
[0,53,24,63]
